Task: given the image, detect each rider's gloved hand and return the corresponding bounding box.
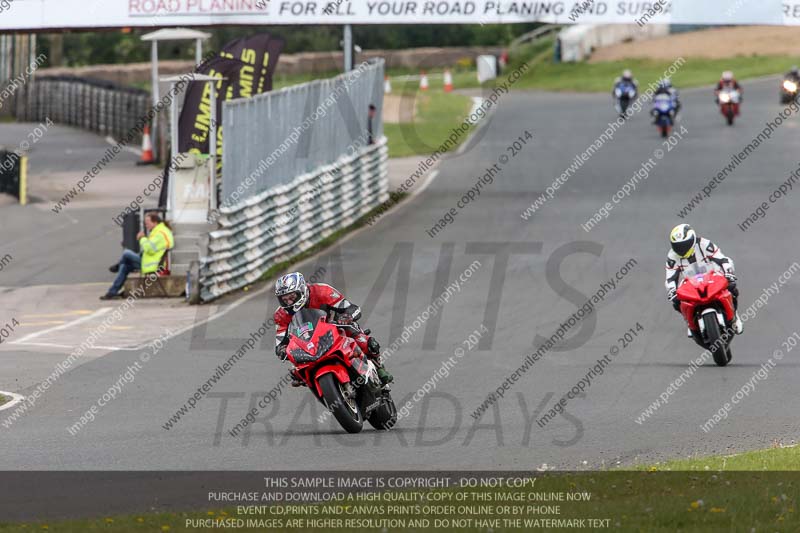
[725,272,737,283]
[336,313,353,325]
[667,288,677,302]
[276,344,287,360]
[367,337,381,356]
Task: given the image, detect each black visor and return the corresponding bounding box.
[279,291,300,306]
[671,238,694,258]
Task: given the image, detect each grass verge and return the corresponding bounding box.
[383,89,474,158]
[638,443,800,471]
[7,467,800,532]
[0,394,7,407]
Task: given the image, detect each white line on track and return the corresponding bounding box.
[125,287,274,352]
[0,391,25,412]
[10,308,112,345]
[106,136,142,156]
[6,341,127,351]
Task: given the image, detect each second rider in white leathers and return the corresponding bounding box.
[665,224,743,339]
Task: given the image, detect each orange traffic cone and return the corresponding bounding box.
[443,69,453,92]
[419,71,429,91]
[137,124,155,165]
[384,75,392,94]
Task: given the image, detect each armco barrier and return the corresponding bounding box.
[24,76,150,142]
[199,138,388,302]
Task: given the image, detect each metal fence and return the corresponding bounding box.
[24,76,151,142]
[221,59,385,204]
[200,138,388,301]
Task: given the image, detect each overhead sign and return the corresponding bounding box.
[2,0,798,29]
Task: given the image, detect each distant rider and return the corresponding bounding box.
[715,70,742,102]
[612,69,639,115]
[665,224,743,340]
[652,78,681,124]
[273,272,393,387]
[786,65,800,83]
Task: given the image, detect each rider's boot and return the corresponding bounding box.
[733,313,743,335]
[367,337,393,385]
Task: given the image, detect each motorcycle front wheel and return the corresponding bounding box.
[319,373,364,433]
[703,313,731,366]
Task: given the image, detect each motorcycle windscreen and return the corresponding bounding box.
[288,308,328,363]
[677,261,725,301]
[653,95,673,112]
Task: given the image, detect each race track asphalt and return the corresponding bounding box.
[2,77,799,481]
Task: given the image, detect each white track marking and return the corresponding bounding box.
[10,308,112,345]
[6,341,126,351]
[128,289,271,351]
[106,135,142,156]
[0,391,25,412]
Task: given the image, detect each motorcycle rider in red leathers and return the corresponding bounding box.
[665,224,743,345]
[273,272,393,387]
[715,70,742,106]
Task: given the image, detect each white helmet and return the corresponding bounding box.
[275,272,309,312]
[722,71,734,81]
[670,224,697,259]
[622,69,633,80]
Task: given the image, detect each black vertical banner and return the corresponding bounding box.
[173,33,285,193]
[220,34,286,99]
[177,56,244,155]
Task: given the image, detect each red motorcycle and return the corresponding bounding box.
[717,88,741,126]
[285,308,397,433]
[677,262,736,366]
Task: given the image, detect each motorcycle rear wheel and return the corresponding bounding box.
[367,391,398,430]
[703,313,730,366]
[319,373,364,433]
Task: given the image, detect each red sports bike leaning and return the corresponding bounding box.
[284,308,397,433]
[677,262,737,366]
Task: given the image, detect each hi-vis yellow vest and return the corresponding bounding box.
[139,222,173,274]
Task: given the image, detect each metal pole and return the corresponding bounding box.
[0,36,6,86]
[195,38,202,65]
[166,80,177,215]
[209,80,217,212]
[150,40,160,162]
[169,81,178,158]
[29,33,36,68]
[343,24,352,72]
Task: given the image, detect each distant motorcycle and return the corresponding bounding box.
[652,93,675,138]
[285,307,397,433]
[677,262,736,366]
[780,77,799,104]
[614,81,637,117]
[717,88,741,126]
